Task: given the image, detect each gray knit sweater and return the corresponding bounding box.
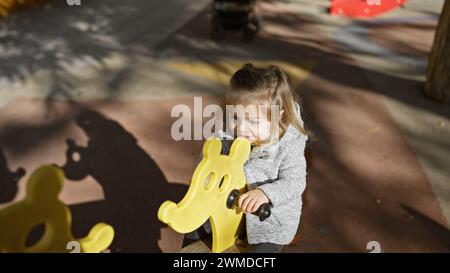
[217,102,308,245]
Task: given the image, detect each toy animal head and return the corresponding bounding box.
[158,137,250,234]
[0,165,114,253]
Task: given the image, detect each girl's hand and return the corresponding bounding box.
[238,189,270,214]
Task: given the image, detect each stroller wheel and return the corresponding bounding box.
[211,25,226,41]
[242,27,255,42]
[249,16,261,33]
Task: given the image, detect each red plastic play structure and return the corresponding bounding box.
[330,0,408,18]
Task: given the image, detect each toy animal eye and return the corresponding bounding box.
[71,152,81,162]
[204,172,216,191]
[218,175,230,192]
[25,223,46,248]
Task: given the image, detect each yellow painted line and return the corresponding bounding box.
[166,60,317,88]
[0,0,47,17]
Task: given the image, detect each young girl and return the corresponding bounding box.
[183,63,309,253]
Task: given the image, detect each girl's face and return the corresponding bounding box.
[228,105,278,144]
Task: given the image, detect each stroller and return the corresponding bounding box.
[210,0,261,42]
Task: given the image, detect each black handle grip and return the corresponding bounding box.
[254,203,271,221]
[226,189,271,221]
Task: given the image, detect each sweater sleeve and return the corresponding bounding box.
[257,137,307,208]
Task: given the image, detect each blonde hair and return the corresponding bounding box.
[221,63,308,144]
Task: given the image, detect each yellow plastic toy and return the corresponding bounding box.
[0,165,114,253]
[158,137,251,253]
